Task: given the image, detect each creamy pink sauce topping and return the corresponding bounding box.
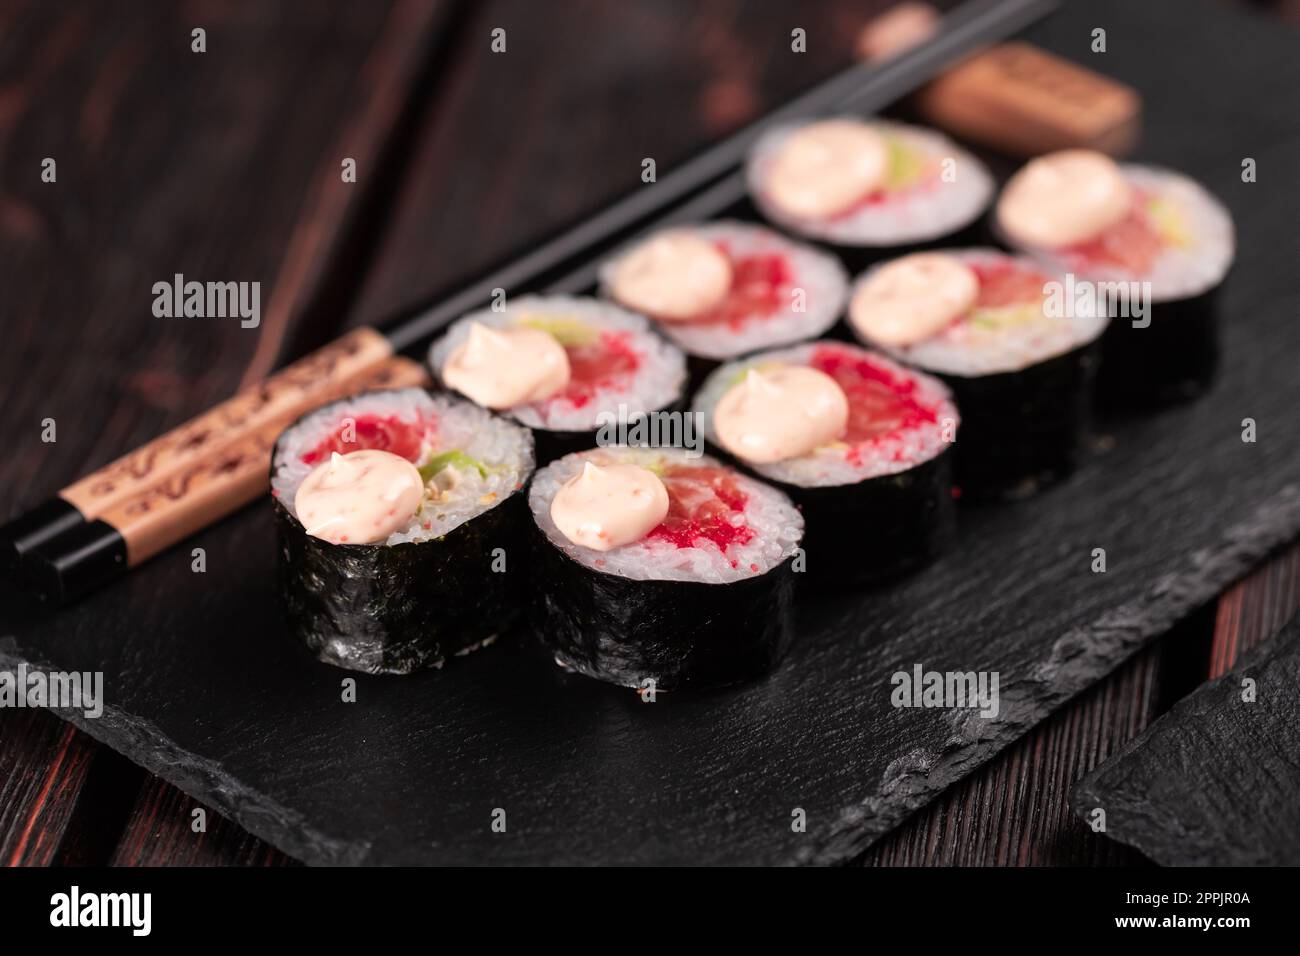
[765,120,889,219]
[549,461,670,551]
[294,450,424,545]
[996,149,1132,249]
[442,322,571,408]
[608,231,734,322]
[849,252,980,347]
[714,367,849,464]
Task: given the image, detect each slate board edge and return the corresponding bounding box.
[1068,608,1300,867]
[2,485,1295,867]
[803,484,1300,866]
[0,648,370,866]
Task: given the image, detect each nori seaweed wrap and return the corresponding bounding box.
[271,388,534,674]
[939,343,1099,499]
[848,248,1108,501]
[992,156,1234,412]
[1094,286,1219,411]
[528,447,802,691]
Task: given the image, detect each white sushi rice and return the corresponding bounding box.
[271,388,533,545]
[998,165,1235,303]
[692,342,957,487]
[428,295,685,433]
[597,221,848,360]
[851,248,1110,377]
[530,446,803,585]
[747,118,995,247]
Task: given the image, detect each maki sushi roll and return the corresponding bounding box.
[599,220,848,370]
[429,295,686,463]
[693,341,957,587]
[994,150,1235,409]
[529,446,802,691]
[271,388,534,674]
[746,117,994,264]
[848,249,1108,501]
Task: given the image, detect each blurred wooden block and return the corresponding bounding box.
[914,42,1141,157]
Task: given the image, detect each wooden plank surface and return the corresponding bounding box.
[1210,542,1300,674]
[1,0,1296,866]
[0,709,99,865]
[110,776,296,867]
[347,0,876,330]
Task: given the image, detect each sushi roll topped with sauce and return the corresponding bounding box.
[994,149,1235,407]
[529,446,803,690]
[430,296,686,461]
[534,447,801,583]
[848,249,1108,499]
[994,149,1234,303]
[693,341,957,585]
[849,249,1108,377]
[272,388,534,673]
[694,342,956,486]
[273,390,530,546]
[599,221,848,362]
[746,117,994,250]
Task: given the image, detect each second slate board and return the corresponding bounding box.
[1073,614,1300,867]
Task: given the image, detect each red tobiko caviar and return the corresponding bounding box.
[968,258,1052,309]
[556,331,641,409]
[302,414,431,465]
[694,247,793,328]
[646,465,756,553]
[809,344,941,460]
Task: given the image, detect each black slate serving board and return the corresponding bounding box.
[3,0,1299,865]
[1073,613,1300,867]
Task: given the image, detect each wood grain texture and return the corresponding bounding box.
[0,0,443,506]
[1,0,1297,867]
[110,777,297,866]
[0,0,446,866]
[347,0,899,330]
[1210,541,1300,675]
[0,709,98,865]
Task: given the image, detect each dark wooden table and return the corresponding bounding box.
[2,0,1297,866]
